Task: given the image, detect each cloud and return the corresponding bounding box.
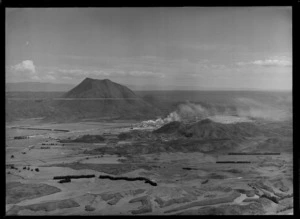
[31,75,40,81]
[128,70,165,78]
[91,70,111,76]
[7,61,59,82]
[237,57,292,67]
[7,60,42,82]
[44,54,229,79]
[252,59,291,66]
[236,62,246,66]
[42,67,165,83]
[62,76,73,80]
[11,60,36,73]
[56,68,164,78]
[57,68,88,75]
[44,75,56,81]
[210,64,227,69]
[53,54,214,77]
[178,43,249,54]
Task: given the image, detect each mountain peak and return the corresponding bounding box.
[83,77,93,81]
[64,78,138,99]
[82,77,110,82]
[84,77,110,81]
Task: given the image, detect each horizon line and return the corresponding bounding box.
[5,81,292,92]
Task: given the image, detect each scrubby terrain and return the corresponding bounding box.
[6,86,293,215]
[59,135,105,143]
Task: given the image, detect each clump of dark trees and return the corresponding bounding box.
[99,175,157,186]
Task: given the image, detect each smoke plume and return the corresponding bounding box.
[139,101,209,128]
[139,97,292,128]
[234,97,292,121]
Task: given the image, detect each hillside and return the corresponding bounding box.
[183,119,260,139]
[153,121,183,134]
[154,119,261,140]
[49,78,160,121]
[64,78,138,99]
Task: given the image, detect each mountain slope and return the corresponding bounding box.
[154,119,261,140]
[182,119,260,139]
[64,78,138,99]
[48,78,160,121]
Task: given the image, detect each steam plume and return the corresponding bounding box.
[139,97,292,128]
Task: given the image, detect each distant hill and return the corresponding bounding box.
[47,78,160,121]
[154,119,261,140]
[153,121,182,134]
[5,78,162,122]
[182,119,260,139]
[64,78,138,99]
[6,82,75,92]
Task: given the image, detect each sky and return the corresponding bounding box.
[5,7,292,90]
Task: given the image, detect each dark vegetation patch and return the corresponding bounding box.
[53,174,95,181]
[8,164,17,169]
[182,167,198,170]
[216,161,251,164]
[201,179,209,184]
[58,178,71,183]
[207,173,227,179]
[99,175,157,186]
[228,152,280,155]
[85,205,95,211]
[226,168,243,174]
[261,194,278,204]
[14,136,29,139]
[118,132,133,140]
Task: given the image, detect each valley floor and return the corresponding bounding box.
[5,119,293,215]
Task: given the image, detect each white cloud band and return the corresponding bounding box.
[11,60,36,73]
[237,57,292,67]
